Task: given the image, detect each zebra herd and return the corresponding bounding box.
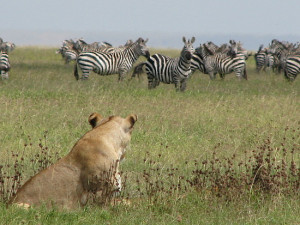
[1,37,299,89]
[254,39,300,81]
[0,38,15,80]
[56,38,300,88]
[58,37,253,91]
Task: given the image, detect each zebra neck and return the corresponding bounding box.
[124,46,139,63]
[179,56,192,71]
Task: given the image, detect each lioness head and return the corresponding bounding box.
[89,112,137,132]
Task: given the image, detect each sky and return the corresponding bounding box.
[1,0,300,50]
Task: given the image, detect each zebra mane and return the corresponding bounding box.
[102,41,112,47]
[258,44,264,52]
[217,44,229,53]
[203,44,214,56]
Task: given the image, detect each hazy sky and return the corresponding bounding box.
[1,0,300,49]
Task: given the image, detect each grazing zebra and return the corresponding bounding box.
[56,39,80,64]
[56,45,79,64]
[74,38,149,81]
[0,52,10,79]
[132,37,195,91]
[202,43,247,80]
[284,55,300,81]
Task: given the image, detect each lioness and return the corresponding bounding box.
[8,113,137,210]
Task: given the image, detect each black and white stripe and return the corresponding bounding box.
[284,55,300,81]
[0,52,10,80]
[56,46,79,64]
[254,45,274,72]
[74,38,149,81]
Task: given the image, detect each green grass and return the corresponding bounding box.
[0,47,299,224]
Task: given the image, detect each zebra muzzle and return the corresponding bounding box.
[144,51,150,59]
[185,52,192,60]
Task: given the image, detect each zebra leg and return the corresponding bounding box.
[147,75,156,89]
[208,72,216,80]
[243,67,248,80]
[81,70,90,80]
[219,73,225,79]
[1,71,8,80]
[118,68,127,81]
[174,80,180,91]
[284,70,294,82]
[154,78,160,87]
[235,71,242,80]
[180,79,187,92]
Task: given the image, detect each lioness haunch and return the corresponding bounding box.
[9,113,137,210]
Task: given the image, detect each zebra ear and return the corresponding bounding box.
[182,37,187,43]
[144,38,148,44]
[137,38,143,43]
[191,37,195,44]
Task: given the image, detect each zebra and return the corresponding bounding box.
[283,55,300,81]
[191,49,206,74]
[190,41,226,74]
[0,39,15,53]
[74,38,149,81]
[0,52,10,80]
[132,37,195,91]
[56,39,80,64]
[255,45,274,73]
[201,43,247,80]
[268,39,295,76]
[56,45,79,64]
[190,42,219,74]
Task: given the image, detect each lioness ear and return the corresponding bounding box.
[125,114,138,132]
[88,113,103,128]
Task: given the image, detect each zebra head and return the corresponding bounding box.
[228,40,238,58]
[134,38,150,59]
[0,42,15,53]
[182,37,195,60]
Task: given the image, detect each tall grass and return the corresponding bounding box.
[0,47,299,224]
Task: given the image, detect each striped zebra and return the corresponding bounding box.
[132,37,195,91]
[269,39,294,76]
[0,40,15,53]
[57,45,79,64]
[74,38,149,81]
[202,43,247,80]
[283,55,300,81]
[0,52,10,80]
[191,50,206,74]
[190,42,219,74]
[190,41,226,74]
[255,45,270,72]
[56,39,80,64]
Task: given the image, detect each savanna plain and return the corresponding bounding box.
[0,47,299,225]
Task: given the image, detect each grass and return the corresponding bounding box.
[0,46,299,224]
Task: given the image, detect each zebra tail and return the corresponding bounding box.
[74,62,79,80]
[131,62,146,79]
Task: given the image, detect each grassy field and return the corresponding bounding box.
[0,47,299,224]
